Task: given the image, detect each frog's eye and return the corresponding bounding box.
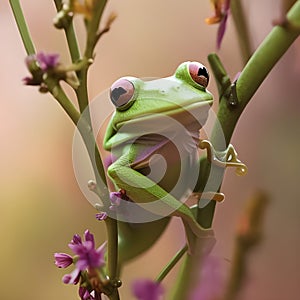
[110,78,135,109]
[188,62,209,88]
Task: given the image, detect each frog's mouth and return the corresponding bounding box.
[116,99,213,131]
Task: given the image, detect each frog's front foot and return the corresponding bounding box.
[199,139,247,176]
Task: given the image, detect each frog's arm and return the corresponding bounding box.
[107,146,214,253]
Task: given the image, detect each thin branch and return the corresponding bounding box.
[9,0,36,55]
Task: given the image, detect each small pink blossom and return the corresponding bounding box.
[62,268,81,285]
[36,52,60,71]
[132,279,164,300]
[54,230,106,286]
[68,230,106,271]
[54,253,73,268]
[79,286,95,300]
[190,255,225,300]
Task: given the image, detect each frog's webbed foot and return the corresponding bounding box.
[199,139,247,176]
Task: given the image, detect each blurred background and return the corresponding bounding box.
[1,0,300,299]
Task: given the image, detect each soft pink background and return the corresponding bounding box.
[1,0,300,299]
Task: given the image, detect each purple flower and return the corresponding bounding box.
[55,230,106,287]
[132,279,164,300]
[22,76,39,86]
[109,189,131,211]
[79,287,95,300]
[205,0,231,49]
[110,191,122,206]
[216,0,230,49]
[68,230,106,271]
[23,52,60,86]
[54,253,73,268]
[71,233,83,245]
[95,212,108,221]
[36,52,60,71]
[190,255,225,300]
[62,268,81,285]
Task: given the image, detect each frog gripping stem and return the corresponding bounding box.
[199,139,248,176]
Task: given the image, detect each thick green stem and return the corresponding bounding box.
[9,0,35,55]
[200,0,300,247]
[172,2,300,299]
[213,0,300,149]
[169,239,208,300]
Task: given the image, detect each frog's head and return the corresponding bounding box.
[104,61,213,150]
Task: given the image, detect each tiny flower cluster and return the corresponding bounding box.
[54,230,108,300]
[23,51,79,92]
[23,52,60,88]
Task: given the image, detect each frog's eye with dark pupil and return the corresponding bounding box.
[110,78,134,108]
[189,62,209,88]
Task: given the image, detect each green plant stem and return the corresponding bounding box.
[201,0,300,227]
[85,0,108,59]
[53,0,81,63]
[10,2,118,299]
[106,217,118,279]
[45,78,80,125]
[213,0,300,149]
[78,2,120,296]
[230,0,253,64]
[172,2,300,299]
[74,0,108,113]
[9,0,35,55]
[169,239,209,300]
[65,24,81,62]
[105,217,120,300]
[156,245,187,283]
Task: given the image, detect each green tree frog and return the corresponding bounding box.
[103,61,219,261]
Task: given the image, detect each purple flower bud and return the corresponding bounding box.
[62,268,81,285]
[132,279,164,300]
[96,212,108,221]
[110,191,122,206]
[216,0,231,49]
[54,253,73,268]
[36,52,60,71]
[216,13,228,49]
[71,234,82,245]
[84,230,95,246]
[79,286,95,300]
